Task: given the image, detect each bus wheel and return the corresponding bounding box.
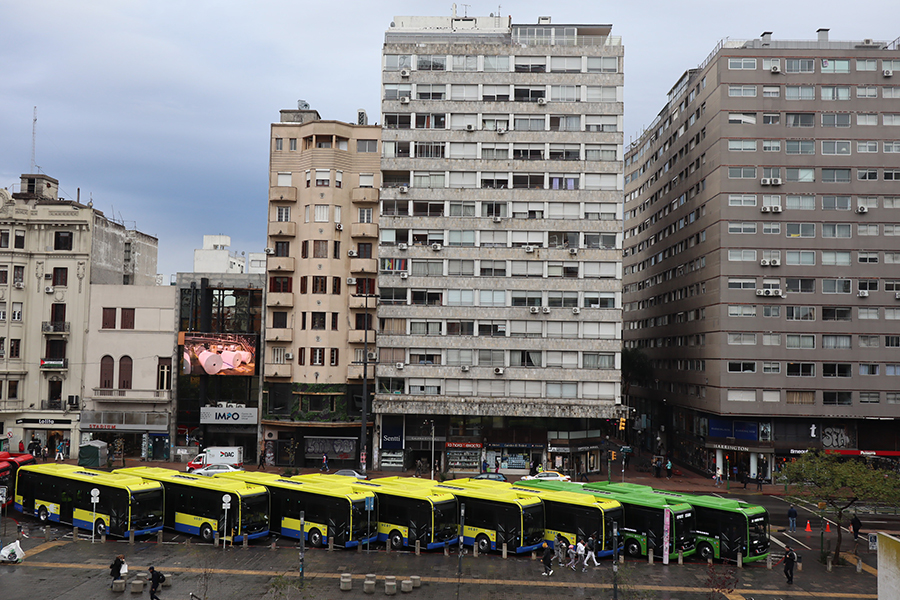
[698,542,714,561]
[308,529,323,548]
[95,520,107,536]
[200,524,214,543]
[389,530,404,550]
[38,506,49,522]
[476,534,491,554]
[625,539,641,557]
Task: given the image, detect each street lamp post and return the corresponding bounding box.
[355,292,378,474]
[425,419,435,479]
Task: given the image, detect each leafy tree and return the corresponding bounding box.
[782,450,900,561]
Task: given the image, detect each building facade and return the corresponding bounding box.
[263,108,382,469]
[0,173,158,455]
[623,31,900,481]
[375,13,625,476]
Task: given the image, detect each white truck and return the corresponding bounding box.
[186,446,244,472]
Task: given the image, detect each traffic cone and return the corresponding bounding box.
[826,522,831,533]
[805,521,812,532]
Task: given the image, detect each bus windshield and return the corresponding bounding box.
[131,489,164,530]
[522,504,544,547]
[433,499,458,542]
[242,493,269,534]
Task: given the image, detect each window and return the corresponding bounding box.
[54,231,73,251]
[728,113,757,125]
[823,279,852,294]
[417,54,446,71]
[357,139,377,153]
[786,363,815,377]
[823,334,852,349]
[728,194,757,206]
[728,249,757,262]
[786,223,815,238]
[312,276,327,294]
[821,86,851,101]
[885,87,900,99]
[313,240,328,258]
[762,140,781,152]
[786,113,814,128]
[822,169,851,183]
[551,85,579,102]
[785,140,815,155]
[9,338,20,359]
[786,306,815,320]
[451,54,477,71]
[763,362,781,374]
[51,267,68,286]
[120,308,134,329]
[728,167,757,179]
[762,113,780,125]
[310,348,325,366]
[823,196,851,211]
[728,222,757,234]
[276,206,290,222]
[785,278,815,293]
[483,55,509,72]
[823,392,852,406]
[728,58,757,70]
[727,333,757,345]
[274,138,283,151]
[729,85,757,97]
[858,169,878,181]
[786,168,815,183]
[785,59,814,73]
[857,86,878,98]
[270,276,292,293]
[822,222,853,239]
[762,86,780,98]
[786,334,815,349]
[822,141,851,155]
[728,140,757,152]
[857,59,877,71]
[785,86,815,100]
[586,56,617,72]
[102,308,116,329]
[822,251,851,265]
[728,362,757,373]
[822,113,851,127]
[858,113,878,126]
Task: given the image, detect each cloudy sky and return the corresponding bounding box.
[2,1,897,278]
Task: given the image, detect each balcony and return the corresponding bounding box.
[270,186,297,202]
[349,295,378,309]
[41,399,63,410]
[42,321,70,335]
[348,330,376,345]
[267,292,294,308]
[267,256,295,272]
[265,328,293,343]
[351,223,379,238]
[268,221,297,237]
[349,258,378,274]
[40,358,68,370]
[352,187,379,203]
[91,389,172,403]
[347,363,378,380]
[264,363,292,378]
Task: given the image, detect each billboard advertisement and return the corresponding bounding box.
[181,333,257,376]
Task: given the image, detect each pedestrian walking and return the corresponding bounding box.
[108,554,125,588]
[787,505,797,532]
[55,444,65,461]
[575,539,586,572]
[415,458,423,477]
[554,535,566,566]
[483,459,489,474]
[851,514,862,542]
[653,458,661,478]
[18,439,24,453]
[665,459,672,479]
[148,566,163,600]
[583,536,601,567]
[741,471,748,489]
[565,541,578,569]
[494,458,500,473]
[781,546,796,584]
[715,467,723,487]
[41,445,48,462]
[541,542,554,576]
[321,453,329,472]
[756,473,763,491]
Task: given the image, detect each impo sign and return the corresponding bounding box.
[199,407,258,425]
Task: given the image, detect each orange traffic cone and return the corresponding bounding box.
[805,521,812,532]
[826,522,831,532]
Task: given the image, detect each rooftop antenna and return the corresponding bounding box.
[30,107,37,173]
[460,3,470,17]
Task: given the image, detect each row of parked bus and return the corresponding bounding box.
[9,463,769,563]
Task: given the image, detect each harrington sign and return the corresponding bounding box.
[200,407,258,425]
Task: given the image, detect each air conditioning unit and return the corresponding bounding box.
[771,65,782,73]
[395,362,405,370]
[348,250,358,257]
[761,206,772,213]
[524,245,535,253]
[44,286,54,293]
[431,243,442,252]
[217,402,229,408]
[347,277,357,285]
[529,306,540,314]
[756,289,765,296]
[541,306,551,314]
[763,289,773,296]
[884,69,894,77]
[465,123,475,132]
[771,178,783,186]
[335,223,343,231]
[760,178,772,186]
[493,367,504,375]
[857,206,869,214]
[492,216,502,223]
[895,292,900,300]
[572,307,581,314]
[367,351,377,361]
[399,185,409,193]
[770,258,781,267]
[537,97,548,105]
[773,288,784,297]
[497,127,506,135]
[264,247,275,254]
[858,290,870,297]
[399,272,409,279]
[399,96,410,104]
[760,259,770,266]
[400,68,411,77]
[568,248,578,255]
[226,402,238,408]
[14,282,23,289]
[398,243,408,250]
[461,365,470,372]
[285,352,294,360]
[771,205,783,213]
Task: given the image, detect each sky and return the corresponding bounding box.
[2,0,898,279]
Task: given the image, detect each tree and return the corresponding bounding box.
[782,450,900,562]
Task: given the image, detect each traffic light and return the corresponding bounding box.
[610,451,617,461]
[619,417,626,431]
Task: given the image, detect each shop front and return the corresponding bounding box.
[80,411,170,461]
[16,417,76,460]
[378,415,405,471]
[200,406,258,462]
[446,441,482,475]
[485,443,544,477]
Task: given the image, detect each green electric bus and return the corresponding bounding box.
[520,480,697,559]
[115,467,269,543]
[297,474,459,550]
[585,482,770,562]
[14,463,163,537]
[393,477,545,554]
[215,471,377,548]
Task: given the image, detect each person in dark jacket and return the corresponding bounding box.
[787,505,798,532]
[782,546,796,584]
[541,542,554,576]
[108,554,125,587]
[851,514,862,541]
[148,566,162,600]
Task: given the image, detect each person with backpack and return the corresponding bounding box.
[108,554,125,588]
[583,536,601,568]
[148,566,164,599]
[541,542,553,576]
[781,546,797,584]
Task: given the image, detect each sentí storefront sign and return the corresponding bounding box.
[200,407,258,425]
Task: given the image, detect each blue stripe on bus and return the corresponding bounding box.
[130,526,164,536]
[517,541,544,553]
[427,536,458,550]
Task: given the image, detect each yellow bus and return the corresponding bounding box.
[296,473,459,550]
[215,471,377,548]
[115,467,268,543]
[14,463,163,537]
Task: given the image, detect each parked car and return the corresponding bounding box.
[191,463,244,477]
[471,472,508,482]
[519,470,570,482]
[333,468,368,480]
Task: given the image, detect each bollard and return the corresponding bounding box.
[410,576,421,589]
[129,530,135,545]
[502,542,508,559]
[130,580,144,593]
[648,549,653,565]
[678,550,683,565]
[45,526,51,541]
[185,536,190,546]
[619,553,624,564]
[384,580,397,596]
[162,574,172,588]
[415,540,420,556]
[473,543,478,558]
[270,541,276,551]
[112,579,126,592]
[532,550,537,560]
[386,538,391,553]
[213,531,219,546]
[400,580,413,593]
[17,523,23,541]
[157,530,164,544]
[366,574,377,584]
[385,576,396,586]
[340,573,353,591]
[364,580,375,594]
[827,555,833,572]
[73,526,79,542]
[101,532,107,544]
[329,537,334,552]
[444,543,450,557]
[737,552,743,568]
[857,558,863,573]
[767,554,772,570]
[708,557,713,566]
[243,534,248,550]
[358,541,363,553]
[797,555,803,572]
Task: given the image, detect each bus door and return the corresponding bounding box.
[58,481,75,524]
[720,520,742,558]
[497,503,519,549]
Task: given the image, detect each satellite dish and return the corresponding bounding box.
[297,99,310,110]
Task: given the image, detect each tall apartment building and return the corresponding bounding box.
[375,13,625,475]
[0,173,158,455]
[263,107,382,468]
[623,31,900,481]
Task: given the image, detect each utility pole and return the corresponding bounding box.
[31,107,37,173]
[612,521,619,600]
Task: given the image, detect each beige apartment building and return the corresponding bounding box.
[374,13,625,476]
[623,31,900,481]
[263,107,382,468]
[0,173,158,455]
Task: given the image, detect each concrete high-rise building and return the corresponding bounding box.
[375,12,625,476]
[623,31,900,481]
[262,107,382,469]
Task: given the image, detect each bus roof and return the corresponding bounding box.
[447,478,622,511]
[214,471,374,502]
[586,483,767,515]
[113,467,267,497]
[296,474,457,504]
[378,476,543,508]
[21,463,162,493]
[519,480,694,513]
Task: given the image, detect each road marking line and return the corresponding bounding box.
[23,541,68,556]
[781,533,811,550]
